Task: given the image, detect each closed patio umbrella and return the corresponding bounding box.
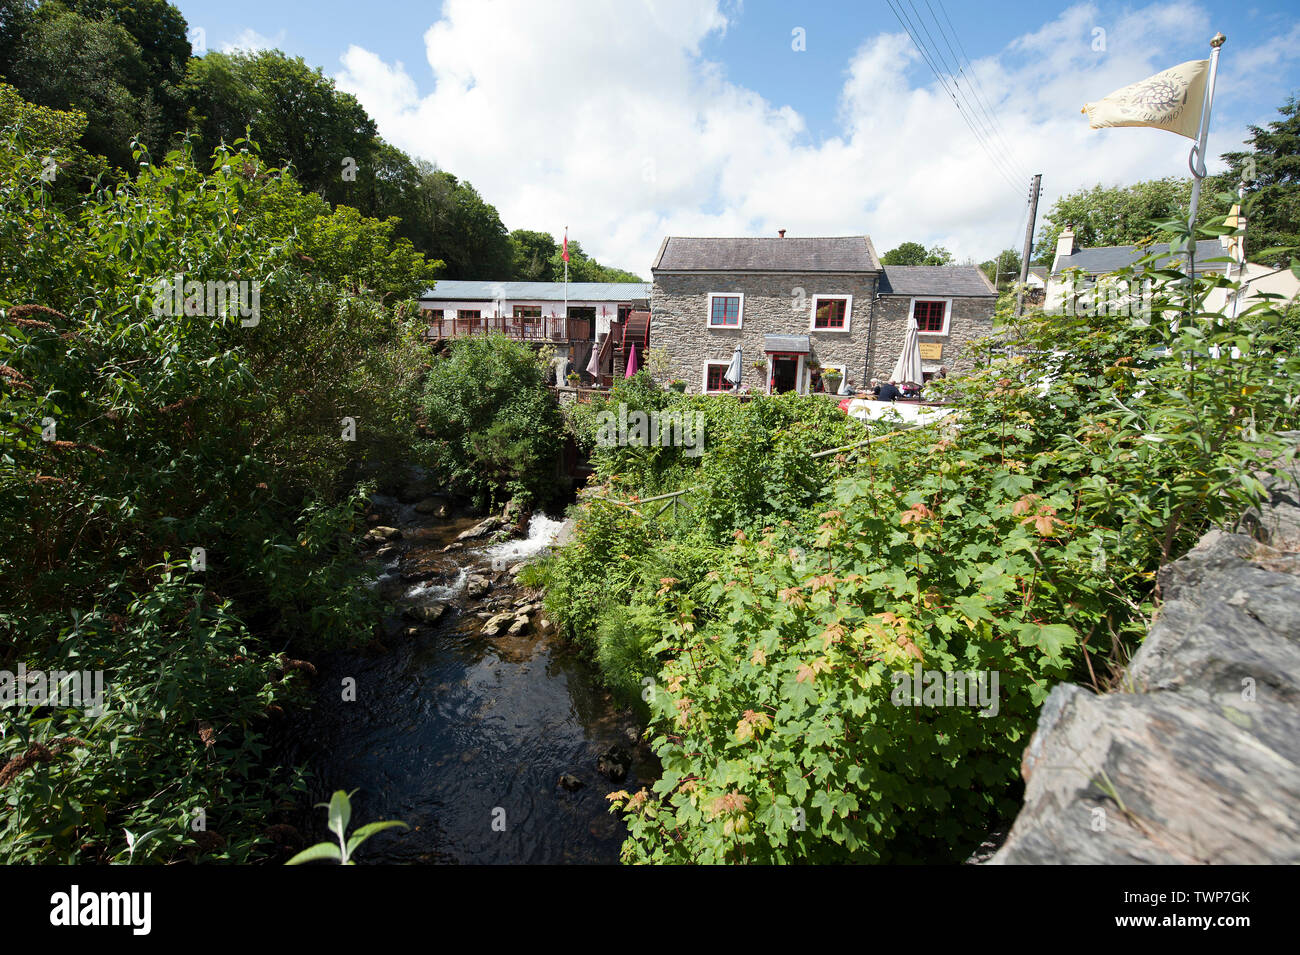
[624,342,639,378]
[586,333,604,378]
[890,317,923,387]
[722,345,742,391]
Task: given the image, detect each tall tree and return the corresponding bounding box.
[181,50,377,205]
[1210,95,1300,264]
[509,229,558,281]
[7,2,159,168]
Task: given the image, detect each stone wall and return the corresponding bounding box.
[988,436,1300,864]
[650,271,877,394]
[651,271,995,392]
[869,294,994,383]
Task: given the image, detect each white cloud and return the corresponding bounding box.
[332,0,1297,272]
[221,28,287,55]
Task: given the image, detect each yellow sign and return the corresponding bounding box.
[919,342,943,360]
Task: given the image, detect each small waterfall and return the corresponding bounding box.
[485,514,567,565]
[406,567,467,601]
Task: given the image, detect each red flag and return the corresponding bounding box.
[562,229,569,263]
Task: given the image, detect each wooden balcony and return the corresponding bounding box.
[421,313,592,342]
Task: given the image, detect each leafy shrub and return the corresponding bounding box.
[420,334,565,509]
[0,93,427,862]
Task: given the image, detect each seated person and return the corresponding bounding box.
[876,380,903,402]
[868,378,882,397]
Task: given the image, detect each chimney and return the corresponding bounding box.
[1055,224,1076,260]
[778,229,786,238]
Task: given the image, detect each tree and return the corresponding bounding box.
[6,2,159,168]
[1032,178,1232,264]
[979,249,1022,290]
[64,0,190,136]
[548,237,643,282]
[181,50,377,205]
[510,229,558,281]
[881,241,953,266]
[1210,95,1300,263]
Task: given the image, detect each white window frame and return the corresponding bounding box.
[908,297,952,336]
[707,292,745,329]
[765,353,807,396]
[809,294,853,333]
[702,360,734,394]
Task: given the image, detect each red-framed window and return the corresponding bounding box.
[705,363,731,392]
[617,304,633,321]
[914,300,946,332]
[457,309,481,321]
[709,295,741,327]
[513,305,542,319]
[813,297,848,329]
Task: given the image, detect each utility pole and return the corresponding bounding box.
[1015,174,1042,318]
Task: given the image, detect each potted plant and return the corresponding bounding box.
[822,368,842,393]
[566,371,580,387]
[750,360,766,374]
[669,379,687,392]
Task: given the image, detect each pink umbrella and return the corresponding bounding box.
[624,342,639,378]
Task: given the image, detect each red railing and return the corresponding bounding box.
[422,313,592,342]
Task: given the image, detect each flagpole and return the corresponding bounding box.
[563,225,569,321]
[1186,32,1226,278]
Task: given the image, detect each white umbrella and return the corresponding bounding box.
[586,334,604,378]
[890,317,923,386]
[722,345,743,390]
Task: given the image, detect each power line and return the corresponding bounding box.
[932,0,1031,184]
[911,0,1031,186]
[884,0,1025,197]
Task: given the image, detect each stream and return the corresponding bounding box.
[279,490,651,864]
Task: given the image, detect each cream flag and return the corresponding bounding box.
[1082,59,1209,139]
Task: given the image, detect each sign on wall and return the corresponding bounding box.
[919,342,944,360]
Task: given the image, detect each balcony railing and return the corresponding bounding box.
[422,313,592,342]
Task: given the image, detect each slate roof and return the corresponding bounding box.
[421,280,650,301]
[653,236,880,273]
[878,266,997,297]
[1054,239,1229,276]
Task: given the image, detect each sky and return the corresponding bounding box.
[171,0,1300,274]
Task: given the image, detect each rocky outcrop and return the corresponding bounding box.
[990,437,1300,865]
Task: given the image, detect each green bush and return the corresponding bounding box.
[420,334,565,509]
[0,93,427,862]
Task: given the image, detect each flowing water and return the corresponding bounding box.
[280,498,650,864]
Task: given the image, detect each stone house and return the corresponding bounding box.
[649,235,997,394]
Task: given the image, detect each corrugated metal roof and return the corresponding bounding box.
[1054,239,1228,275]
[653,236,879,272]
[879,266,997,297]
[421,280,651,301]
[764,334,810,353]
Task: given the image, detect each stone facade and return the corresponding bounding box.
[650,271,878,394]
[651,271,994,393]
[869,294,996,383]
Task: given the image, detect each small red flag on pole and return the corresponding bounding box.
[561,228,569,263]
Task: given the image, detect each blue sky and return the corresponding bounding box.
[171,0,1300,272]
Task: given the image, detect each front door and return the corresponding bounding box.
[771,356,799,394]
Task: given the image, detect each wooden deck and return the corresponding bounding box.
[421,314,592,342]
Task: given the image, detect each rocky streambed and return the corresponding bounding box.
[280,478,653,864]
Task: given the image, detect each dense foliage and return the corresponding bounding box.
[538,237,1300,863]
[0,89,430,862]
[419,335,566,511]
